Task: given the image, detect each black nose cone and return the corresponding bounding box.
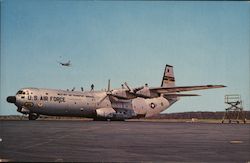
[7,96,16,103]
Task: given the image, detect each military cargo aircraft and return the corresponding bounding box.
[7,65,225,120]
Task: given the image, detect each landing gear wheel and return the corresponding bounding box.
[28,113,39,120]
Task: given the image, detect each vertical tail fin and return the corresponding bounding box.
[161,64,175,87]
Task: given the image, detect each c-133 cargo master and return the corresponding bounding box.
[7,65,225,120]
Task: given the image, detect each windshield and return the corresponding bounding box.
[16,90,25,95]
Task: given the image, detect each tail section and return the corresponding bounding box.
[161,64,175,87]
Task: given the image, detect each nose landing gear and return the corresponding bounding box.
[28,113,39,120]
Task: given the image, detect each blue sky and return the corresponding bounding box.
[1,1,249,115]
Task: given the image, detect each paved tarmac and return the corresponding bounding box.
[0,120,249,162]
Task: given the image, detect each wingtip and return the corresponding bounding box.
[207,85,227,88]
[215,85,227,88]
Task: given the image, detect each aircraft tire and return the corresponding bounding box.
[28,113,39,120]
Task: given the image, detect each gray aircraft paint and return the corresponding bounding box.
[7,65,226,120]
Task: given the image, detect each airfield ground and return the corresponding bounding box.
[0,120,249,162]
[1,115,249,124]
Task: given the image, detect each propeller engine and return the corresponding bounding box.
[98,80,151,105]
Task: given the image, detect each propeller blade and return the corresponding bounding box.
[124,82,132,92]
[108,79,110,92]
[98,80,112,104]
[133,86,144,93]
[98,94,108,104]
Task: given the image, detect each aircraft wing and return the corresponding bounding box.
[150,85,226,94]
[163,93,200,98]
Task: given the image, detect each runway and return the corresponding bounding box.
[0,120,249,162]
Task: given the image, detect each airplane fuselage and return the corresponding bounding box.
[8,87,173,120]
[7,64,225,120]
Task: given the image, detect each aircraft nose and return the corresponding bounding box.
[7,96,16,103]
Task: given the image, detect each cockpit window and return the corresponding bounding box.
[16,90,23,95]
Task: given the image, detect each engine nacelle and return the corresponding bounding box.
[135,86,151,98]
[111,89,136,99]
